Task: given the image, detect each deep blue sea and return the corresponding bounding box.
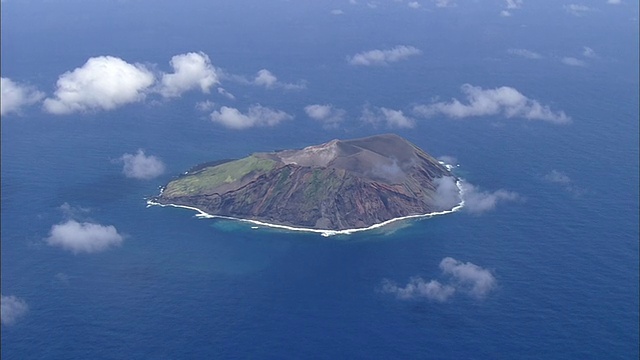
[2,1,638,359]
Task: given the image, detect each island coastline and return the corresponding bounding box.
[147,176,466,237]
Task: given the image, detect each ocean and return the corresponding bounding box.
[1,0,638,359]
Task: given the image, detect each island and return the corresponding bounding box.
[149,134,462,234]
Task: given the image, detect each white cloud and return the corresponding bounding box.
[217,87,236,100]
[413,84,571,124]
[507,48,542,59]
[361,105,415,128]
[439,257,497,299]
[44,56,155,114]
[607,0,621,4]
[1,295,29,326]
[304,104,346,128]
[1,77,45,116]
[380,278,455,302]
[461,182,520,214]
[46,220,123,254]
[562,57,587,67]
[331,9,344,15]
[433,176,462,210]
[347,45,421,66]
[195,100,216,112]
[433,0,455,7]
[582,46,597,58]
[564,4,592,16]
[210,104,293,130]
[408,1,421,9]
[159,52,218,98]
[544,170,571,184]
[120,149,166,180]
[381,257,496,302]
[505,0,522,9]
[500,10,512,16]
[253,69,305,90]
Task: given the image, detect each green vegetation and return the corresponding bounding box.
[163,155,277,197]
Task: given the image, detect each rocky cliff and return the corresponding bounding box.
[154,134,457,230]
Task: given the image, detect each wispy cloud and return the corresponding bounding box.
[413,84,571,124]
[1,77,44,116]
[439,257,497,299]
[507,48,543,59]
[561,57,587,67]
[408,2,421,9]
[43,56,155,114]
[544,169,571,184]
[505,0,523,9]
[582,46,597,58]
[46,220,124,254]
[607,0,621,4]
[304,104,346,129]
[347,45,421,66]
[433,176,462,210]
[210,104,293,129]
[433,0,455,8]
[253,69,305,90]
[461,182,520,214]
[1,295,29,326]
[120,149,166,180]
[330,9,345,15]
[361,105,415,128]
[380,278,456,302]
[380,257,496,302]
[564,4,593,16]
[158,52,218,98]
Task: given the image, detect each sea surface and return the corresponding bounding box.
[1,1,638,359]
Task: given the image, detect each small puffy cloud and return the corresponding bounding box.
[1,77,45,116]
[408,2,421,9]
[562,57,587,67]
[500,10,512,16]
[304,104,346,128]
[159,52,218,98]
[331,9,344,15]
[44,56,155,114]
[210,104,293,130]
[46,220,123,254]
[1,295,29,326]
[217,87,236,100]
[380,278,455,302]
[253,69,305,90]
[413,84,571,124]
[347,45,421,66]
[381,257,496,302]
[439,257,497,299]
[361,105,415,128]
[254,69,277,88]
[564,4,592,16]
[433,176,462,210]
[120,149,166,180]
[507,48,542,59]
[461,182,520,214]
[544,170,571,184]
[582,46,597,58]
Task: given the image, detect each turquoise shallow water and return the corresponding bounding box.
[2,1,638,358]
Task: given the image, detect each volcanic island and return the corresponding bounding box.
[150,134,462,235]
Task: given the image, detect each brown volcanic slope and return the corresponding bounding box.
[155,134,456,231]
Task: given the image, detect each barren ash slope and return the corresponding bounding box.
[152,134,460,231]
